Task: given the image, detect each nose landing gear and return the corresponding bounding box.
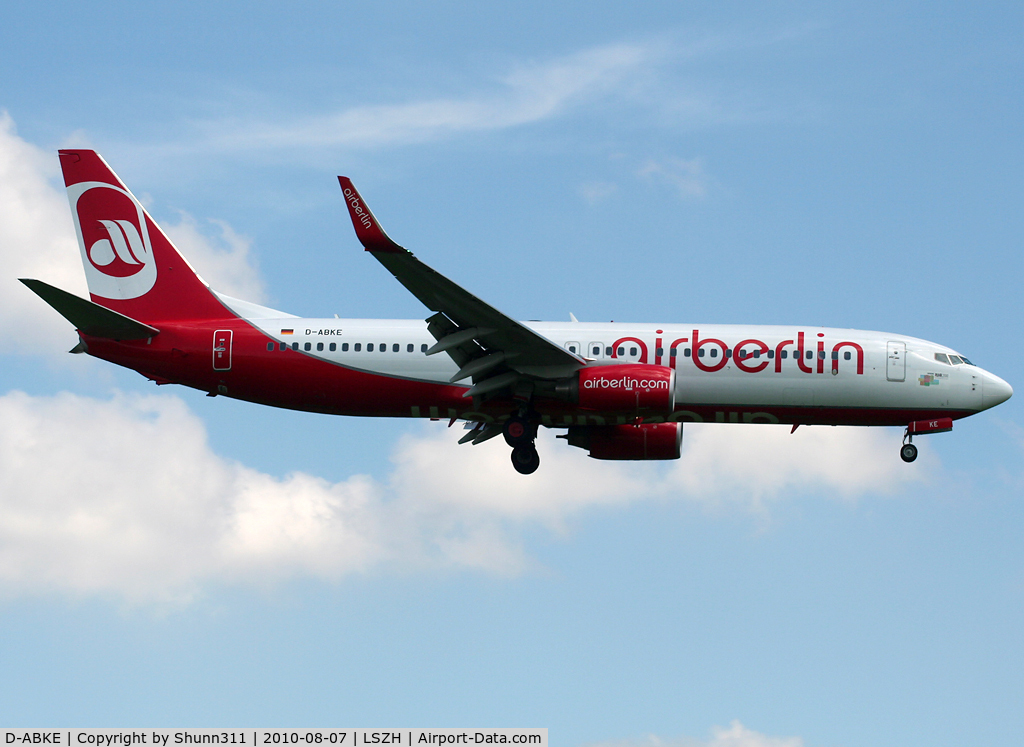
[900,417,953,463]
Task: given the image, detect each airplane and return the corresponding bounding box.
[22,150,1013,474]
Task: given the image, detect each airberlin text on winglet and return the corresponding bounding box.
[342,187,373,230]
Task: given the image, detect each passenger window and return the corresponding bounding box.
[754,351,761,358]
[354,343,361,352]
[407,344,414,353]
[367,343,374,352]
[767,350,774,359]
[330,343,337,352]
[781,350,788,359]
[279,342,287,351]
[710,349,718,358]
[304,342,311,351]
[669,348,677,358]
[818,351,825,359]
[292,342,299,351]
[317,342,324,351]
[629,347,637,356]
[393,343,399,352]
[698,349,705,357]
[844,351,851,360]
[656,347,664,356]
[266,342,274,351]
[606,347,613,356]
[568,344,577,353]
[726,349,733,358]
[831,351,838,360]
[380,342,386,351]
[617,347,625,356]
[684,348,691,357]
[806,350,813,359]
[421,343,428,353]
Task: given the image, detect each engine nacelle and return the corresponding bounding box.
[569,364,676,415]
[565,423,682,461]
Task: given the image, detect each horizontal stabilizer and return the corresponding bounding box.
[20,278,160,340]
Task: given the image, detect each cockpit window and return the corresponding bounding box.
[934,353,950,365]
[946,354,974,366]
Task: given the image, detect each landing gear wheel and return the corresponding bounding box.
[503,416,533,447]
[900,443,918,463]
[511,444,540,475]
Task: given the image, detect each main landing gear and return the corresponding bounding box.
[504,413,540,474]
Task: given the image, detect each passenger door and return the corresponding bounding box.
[886,341,905,382]
[213,329,233,371]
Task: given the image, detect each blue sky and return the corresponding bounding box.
[0,2,1022,744]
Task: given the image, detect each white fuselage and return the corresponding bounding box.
[243,313,1009,423]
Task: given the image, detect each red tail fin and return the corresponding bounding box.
[60,150,231,323]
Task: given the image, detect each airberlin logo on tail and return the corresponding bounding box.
[67,182,157,300]
[343,188,373,230]
[90,219,147,268]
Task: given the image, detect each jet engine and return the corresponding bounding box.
[555,364,676,415]
[564,422,682,460]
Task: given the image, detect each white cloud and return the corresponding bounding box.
[661,421,924,513]
[0,389,925,603]
[580,181,619,204]
[193,43,657,151]
[0,390,385,603]
[583,721,803,747]
[162,213,266,303]
[0,113,267,355]
[160,30,811,157]
[638,157,710,199]
[0,112,90,353]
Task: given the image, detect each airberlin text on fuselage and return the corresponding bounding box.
[625,330,865,375]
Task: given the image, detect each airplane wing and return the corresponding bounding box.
[338,177,585,400]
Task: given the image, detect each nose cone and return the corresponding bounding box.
[982,370,1013,410]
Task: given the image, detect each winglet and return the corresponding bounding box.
[338,177,405,253]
